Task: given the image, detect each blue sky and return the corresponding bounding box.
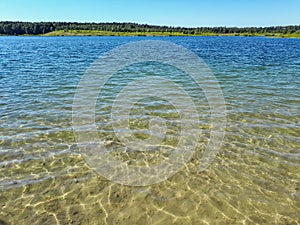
[0,0,299,27]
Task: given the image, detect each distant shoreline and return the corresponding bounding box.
[1,21,300,38]
[41,30,300,38]
[1,30,299,38]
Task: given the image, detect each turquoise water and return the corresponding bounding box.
[0,36,299,224]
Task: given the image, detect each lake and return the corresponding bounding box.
[0,36,299,224]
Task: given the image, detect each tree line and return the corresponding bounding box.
[0,21,299,35]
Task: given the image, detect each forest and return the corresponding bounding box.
[0,21,299,36]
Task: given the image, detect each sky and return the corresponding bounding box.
[0,0,299,27]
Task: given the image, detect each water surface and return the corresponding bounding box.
[0,36,299,224]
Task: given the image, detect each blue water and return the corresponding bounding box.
[0,36,299,224]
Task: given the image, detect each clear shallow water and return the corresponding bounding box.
[0,36,299,224]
